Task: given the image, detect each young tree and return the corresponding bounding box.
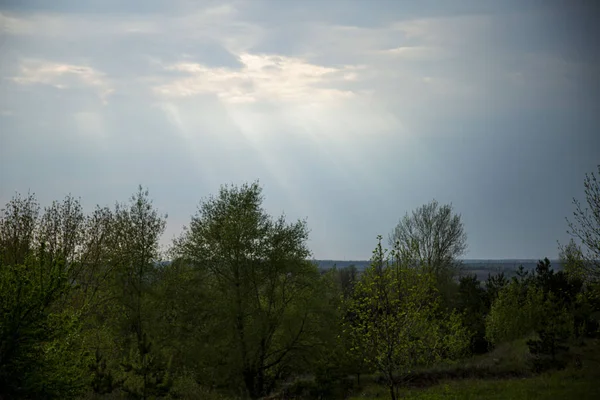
[389,199,467,281]
[172,181,322,399]
[345,236,469,400]
[566,165,600,279]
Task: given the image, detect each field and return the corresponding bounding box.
[343,338,600,400]
[273,337,600,399]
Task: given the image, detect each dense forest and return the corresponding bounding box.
[1,165,599,400]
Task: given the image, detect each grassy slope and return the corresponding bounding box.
[348,338,600,400]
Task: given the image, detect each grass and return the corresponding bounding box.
[347,338,600,400]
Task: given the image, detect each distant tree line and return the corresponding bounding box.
[1,165,599,400]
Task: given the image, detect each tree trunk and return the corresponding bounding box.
[389,384,397,400]
[243,369,256,399]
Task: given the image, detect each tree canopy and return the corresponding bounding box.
[389,199,467,279]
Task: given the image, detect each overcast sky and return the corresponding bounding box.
[0,0,598,260]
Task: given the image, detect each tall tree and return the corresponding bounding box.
[109,186,170,399]
[389,199,467,280]
[172,181,321,399]
[0,194,91,399]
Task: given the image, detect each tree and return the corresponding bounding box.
[336,265,359,300]
[0,194,91,399]
[145,257,217,385]
[109,186,170,399]
[37,195,85,266]
[172,181,322,399]
[566,165,600,280]
[560,239,588,282]
[389,199,467,280]
[344,236,469,400]
[484,272,508,307]
[457,274,490,354]
[526,293,574,372]
[485,281,544,346]
[0,192,40,266]
[485,258,580,348]
[0,255,91,399]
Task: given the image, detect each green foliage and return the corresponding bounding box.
[485,272,508,305]
[337,265,359,300]
[525,293,574,372]
[172,181,327,399]
[344,236,469,400]
[0,192,39,266]
[1,173,597,399]
[120,332,174,399]
[560,239,589,283]
[486,258,585,349]
[485,282,544,346]
[347,338,600,399]
[457,274,490,354]
[89,349,121,395]
[0,254,91,399]
[108,187,172,399]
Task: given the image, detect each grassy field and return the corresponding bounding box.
[350,368,600,399]
[345,338,600,400]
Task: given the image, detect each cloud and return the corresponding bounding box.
[154,53,363,105]
[0,12,33,35]
[10,59,113,103]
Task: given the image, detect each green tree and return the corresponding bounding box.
[172,181,323,399]
[484,272,508,308]
[485,280,544,346]
[0,192,39,266]
[145,257,217,386]
[109,186,171,399]
[526,292,574,372]
[37,194,85,266]
[337,265,359,300]
[560,239,589,284]
[457,274,490,354]
[345,236,469,400]
[0,194,91,399]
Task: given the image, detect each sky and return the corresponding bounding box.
[0,0,598,260]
